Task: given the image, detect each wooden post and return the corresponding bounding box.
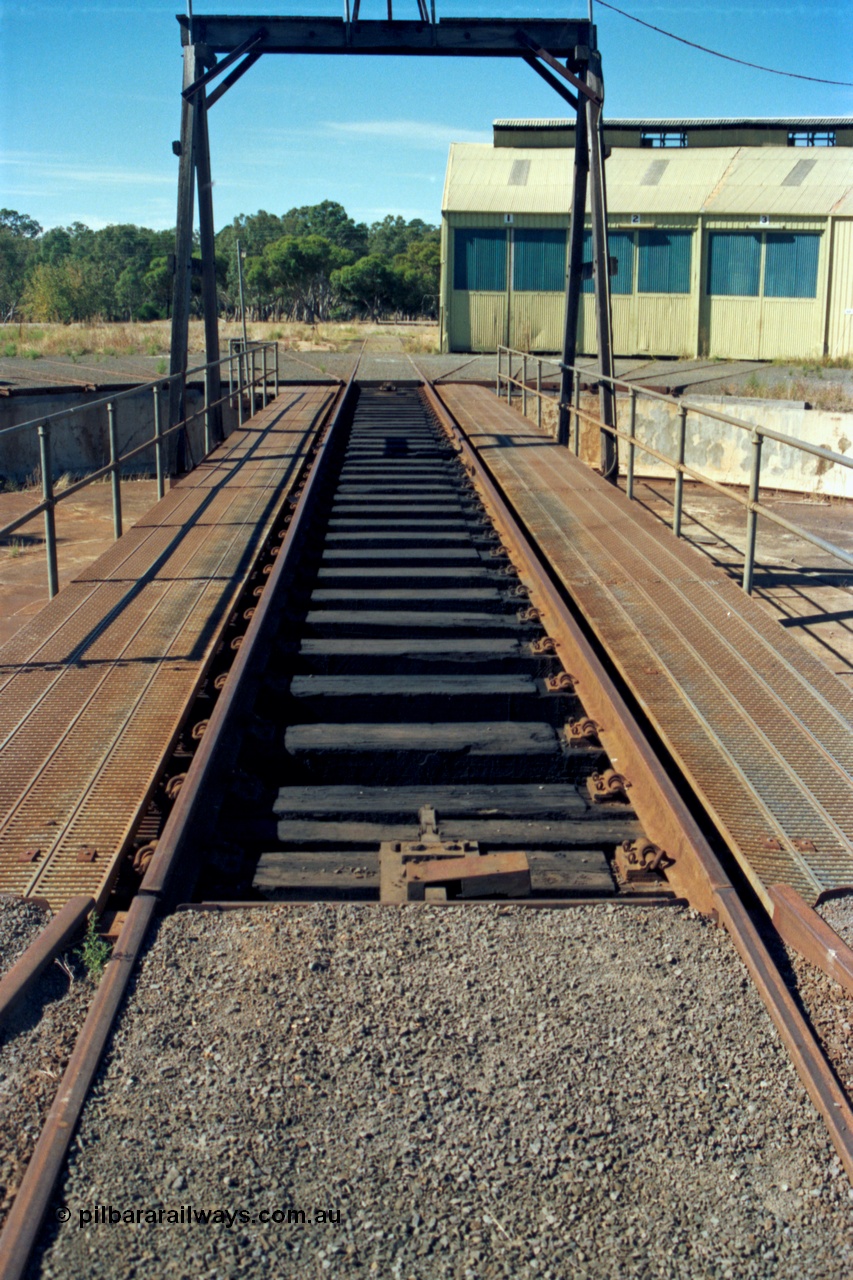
[168,43,199,470]
[586,48,618,482]
[559,90,588,448]
[195,85,222,444]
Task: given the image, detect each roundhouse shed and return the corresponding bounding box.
[439,118,853,359]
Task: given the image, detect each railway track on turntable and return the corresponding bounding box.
[194,379,657,907]
[2,365,853,1279]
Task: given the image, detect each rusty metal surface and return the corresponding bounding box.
[712,884,853,1184]
[141,374,357,902]
[438,384,853,907]
[0,388,333,910]
[0,894,93,1023]
[0,893,158,1280]
[770,883,853,998]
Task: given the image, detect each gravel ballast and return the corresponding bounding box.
[0,896,95,1232]
[32,903,853,1280]
[783,897,853,1100]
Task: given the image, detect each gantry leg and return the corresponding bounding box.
[559,100,588,447]
[195,89,223,444]
[169,43,199,467]
[586,48,618,480]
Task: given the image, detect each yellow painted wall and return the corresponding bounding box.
[827,220,853,358]
[508,294,564,352]
[449,292,508,352]
[442,212,847,359]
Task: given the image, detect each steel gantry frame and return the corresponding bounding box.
[169,6,618,477]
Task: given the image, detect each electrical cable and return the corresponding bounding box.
[593,1,853,87]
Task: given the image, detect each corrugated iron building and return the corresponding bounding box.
[440,118,853,358]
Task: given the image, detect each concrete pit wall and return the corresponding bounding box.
[0,383,241,485]
[573,393,853,500]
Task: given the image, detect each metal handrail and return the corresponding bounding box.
[496,345,853,594]
[0,342,280,598]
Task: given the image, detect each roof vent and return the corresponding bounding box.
[508,159,531,186]
[782,158,818,186]
[640,159,669,186]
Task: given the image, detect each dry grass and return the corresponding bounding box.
[773,355,853,371]
[724,374,853,414]
[0,320,438,360]
[402,328,440,355]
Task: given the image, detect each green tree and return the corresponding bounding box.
[0,209,42,322]
[281,201,368,257]
[392,233,441,318]
[0,210,42,239]
[216,211,285,318]
[368,214,436,259]
[260,234,353,322]
[332,254,398,321]
[90,224,156,319]
[22,259,100,323]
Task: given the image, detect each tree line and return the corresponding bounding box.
[0,202,440,325]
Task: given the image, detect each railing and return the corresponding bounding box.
[0,342,280,599]
[496,345,853,595]
[227,338,280,427]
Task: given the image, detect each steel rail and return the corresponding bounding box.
[494,397,853,812]
[141,366,359,902]
[0,893,158,1280]
[0,896,94,1025]
[26,442,319,906]
[421,378,853,1185]
[0,377,351,1280]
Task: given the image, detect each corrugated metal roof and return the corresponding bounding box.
[443,144,853,216]
[492,117,853,128]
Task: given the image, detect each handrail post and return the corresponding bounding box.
[536,359,542,432]
[274,342,279,399]
[626,387,637,501]
[237,345,245,428]
[673,405,687,538]
[153,385,165,500]
[572,370,581,456]
[261,343,268,410]
[203,365,212,455]
[743,430,763,595]
[37,423,59,600]
[522,354,528,419]
[496,347,501,399]
[107,401,122,540]
[506,352,512,406]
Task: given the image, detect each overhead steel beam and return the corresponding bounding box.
[178,16,591,57]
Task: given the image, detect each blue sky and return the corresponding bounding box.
[1,1,851,234]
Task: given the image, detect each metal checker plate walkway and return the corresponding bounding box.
[438,384,853,907]
[0,386,335,910]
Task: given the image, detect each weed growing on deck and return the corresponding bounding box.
[78,915,112,981]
